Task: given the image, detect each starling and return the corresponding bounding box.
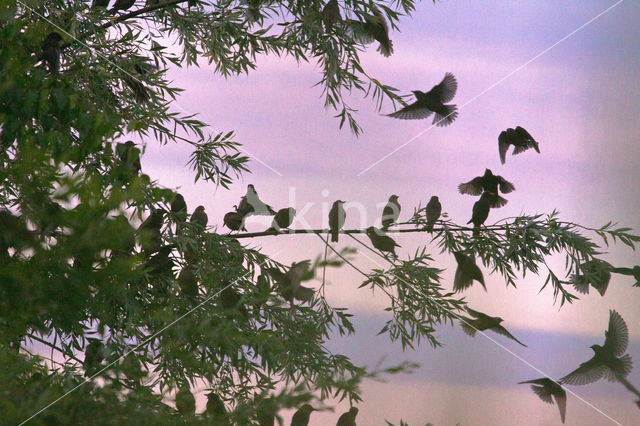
[569,259,612,297]
[206,392,230,424]
[560,310,632,385]
[267,207,296,232]
[115,141,142,177]
[467,192,492,236]
[329,200,346,242]
[452,251,485,292]
[460,307,527,347]
[138,209,164,254]
[170,193,188,221]
[84,339,105,377]
[425,195,442,232]
[269,260,314,303]
[387,73,458,126]
[145,245,174,277]
[366,226,400,258]
[336,407,359,426]
[224,211,246,232]
[458,169,515,208]
[349,6,393,56]
[244,0,262,23]
[498,126,540,165]
[246,184,276,216]
[321,0,342,29]
[190,205,208,228]
[175,386,196,416]
[92,0,110,7]
[518,378,566,423]
[381,195,400,229]
[178,264,198,298]
[41,32,63,73]
[291,404,316,426]
[110,0,136,13]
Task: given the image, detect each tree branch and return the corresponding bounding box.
[24,333,83,365]
[99,0,193,31]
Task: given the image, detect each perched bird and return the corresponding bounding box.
[381,195,400,229]
[267,207,296,232]
[387,73,458,126]
[349,6,393,56]
[570,259,612,297]
[224,211,246,232]
[245,184,276,216]
[177,264,198,298]
[498,126,540,164]
[138,209,164,254]
[452,251,485,292]
[190,205,208,229]
[467,192,492,236]
[170,193,188,221]
[206,392,230,424]
[291,404,316,426]
[145,245,174,277]
[92,0,110,8]
[244,0,263,24]
[329,200,346,242]
[175,386,196,416]
[458,169,515,208]
[110,0,136,13]
[425,196,442,232]
[560,310,632,385]
[366,226,400,258]
[336,407,359,426]
[84,339,105,377]
[115,141,142,183]
[321,0,342,29]
[460,307,527,347]
[41,32,63,73]
[518,378,566,423]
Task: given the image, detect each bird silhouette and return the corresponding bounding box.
[381,195,400,229]
[267,207,296,232]
[190,205,208,229]
[321,0,342,29]
[498,126,540,164]
[387,73,458,126]
[291,404,316,426]
[570,259,612,297]
[175,386,195,416]
[518,378,566,423]
[223,210,246,232]
[110,0,136,13]
[205,391,230,424]
[92,0,110,7]
[138,209,163,254]
[329,200,346,242]
[460,307,527,347]
[83,339,105,377]
[366,226,400,258]
[349,6,393,56]
[560,310,632,385]
[268,260,314,303]
[458,169,515,208]
[453,251,485,292]
[336,407,359,426]
[115,141,141,177]
[425,196,442,232]
[467,192,492,236]
[41,32,63,73]
[245,184,276,216]
[170,193,187,221]
[177,264,198,298]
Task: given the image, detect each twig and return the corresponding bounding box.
[227,225,479,239]
[25,333,83,365]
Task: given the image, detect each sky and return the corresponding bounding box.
[138,0,640,424]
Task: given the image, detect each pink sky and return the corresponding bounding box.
[138,0,640,423]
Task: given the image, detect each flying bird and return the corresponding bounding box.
[110,0,136,13]
[175,386,196,416]
[41,32,63,73]
[268,260,314,303]
[498,126,540,164]
[387,73,458,126]
[366,226,400,258]
[190,205,208,228]
[381,195,400,229]
[458,169,515,208]
[349,6,393,56]
[267,207,296,232]
[518,378,567,423]
[467,192,492,236]
[336,407,359,426]
[570,259,612,297]
[460,307,527,347]
[425,196,442,232]
[453,251,485,292]
[560,310,632,385]
[329,200,346,242]
[223,211,246,232]
[291,404,316,426]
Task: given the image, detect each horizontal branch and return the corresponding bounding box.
[24,333,83,365]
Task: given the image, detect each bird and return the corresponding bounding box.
[170,193,188,221]
[381,195,400,229]
[244,0,263,24]
[268,260,314,303]
[518,378,566,423]
[467,192,492,236]
[611,265,640,287]
[138,209,164,254]
[177,264,198,298]
[190,205,208,229]
[570,259,612,297]
[452,251,485,292]
[41,32,63,73]
[560,310,632,385]
[349,6,393,56]
[224,210,246,232]
[205,391,230,424]
[329,200,346,242]
[291,404,316,426]
[110,0,136,13]
[83,339,105,377]
[321,0,342,29]
[267,207,296,232]
[175,386,196,416]
[458,169,515,208]
[115,141,142,177]
[386,73,458,126]
[460,307,527,347]
[145,245,174,277]
[366,226,400,258]
[498,126,540,164]
[336,407,359,426]
[92,0,110,8]
[425,196,442,232]
[245,184,276,216]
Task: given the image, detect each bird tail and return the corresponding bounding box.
[609,355,633,381]
[331,230,338,242]
[472,224,480,237]
[433,104,458,127]
[486,192,508,208]
[426,221,435,232]
[377,39,393,57]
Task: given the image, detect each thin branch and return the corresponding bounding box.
[100,0,192,31]
[226,225,477,239]
[25,333,83,365]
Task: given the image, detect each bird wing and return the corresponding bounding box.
[370,6,389,34]
[571,277,590,295]
[553,389,567,423]
[347,19,376,44]
[465,306,484,318]
[469,262,486,289]
[515,126,535,142]
[458,177,484,195]
[431,72,458,103]
[604,310,629,356]
[498,131,510,164]
[459,317,477,337]
[496,176,516,194]
[387,103,434,120]
[453,265,472,292]
[560,357,605,385]
[530,385,554,404]
[491,325,527,347]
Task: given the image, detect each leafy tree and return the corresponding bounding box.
[1,0,638,424]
